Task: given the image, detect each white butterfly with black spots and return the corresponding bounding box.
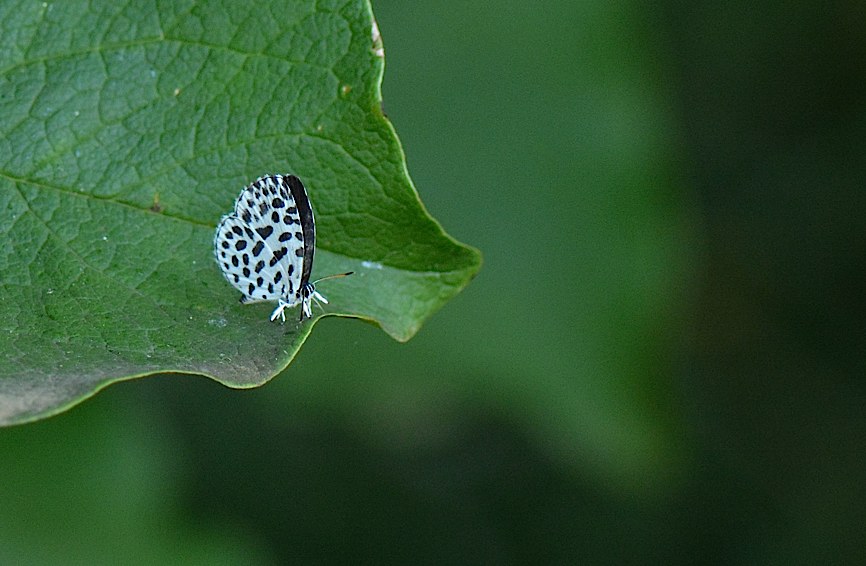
[214,174,351,322]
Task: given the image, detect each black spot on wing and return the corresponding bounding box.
[252,241,264,256]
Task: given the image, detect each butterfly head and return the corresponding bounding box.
[270,272,353,323]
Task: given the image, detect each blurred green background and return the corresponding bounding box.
[2,1,864,563]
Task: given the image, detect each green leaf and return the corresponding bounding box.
[0,0,480,425]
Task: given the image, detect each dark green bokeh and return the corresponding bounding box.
[2,1,864,563]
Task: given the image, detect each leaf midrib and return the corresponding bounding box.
[3,171,474,280]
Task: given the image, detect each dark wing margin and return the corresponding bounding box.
[286,174,316,287]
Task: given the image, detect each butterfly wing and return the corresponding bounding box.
[283,174,316,289]
[214,175,308,307]
[213,213,282,303]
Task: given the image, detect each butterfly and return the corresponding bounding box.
[214,174,351,322]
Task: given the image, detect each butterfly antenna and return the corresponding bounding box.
[313,271,354,285]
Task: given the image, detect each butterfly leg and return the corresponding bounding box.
[270,299,289,323]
